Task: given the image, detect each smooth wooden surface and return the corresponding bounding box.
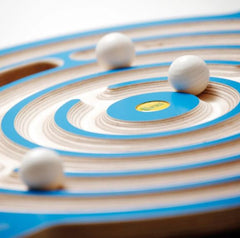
[0,13,240,237]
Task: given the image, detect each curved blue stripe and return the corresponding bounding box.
[1,196,240,238]
[1,44,240,96]
[12,154,240,177]
[1,38,240,75]
[70,33,240,59]
[1,62,240,157]
[65,154,240,177]
[1,12,239,57]
[0,175,239,197]
[1,45,240,92]
[54,77,240,140]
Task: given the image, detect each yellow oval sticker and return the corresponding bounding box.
[136,101,170,112]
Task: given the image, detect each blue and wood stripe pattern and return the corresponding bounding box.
[0,12,240,238]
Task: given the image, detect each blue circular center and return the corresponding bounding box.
[107,92,199,122]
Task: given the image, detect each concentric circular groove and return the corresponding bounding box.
[0,12,240,238]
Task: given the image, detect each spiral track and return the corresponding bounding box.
[0,12,240,238]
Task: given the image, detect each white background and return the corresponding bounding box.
[0,0,240,50]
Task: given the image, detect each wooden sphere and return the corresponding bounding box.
[20,148,64,190]
[168,55,209,95]
[96,32,135,69]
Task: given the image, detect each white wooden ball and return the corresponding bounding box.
[20,148,64,190]
[96,32,135,69]
[168,55,209,95]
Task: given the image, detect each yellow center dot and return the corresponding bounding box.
[136,101,170,112]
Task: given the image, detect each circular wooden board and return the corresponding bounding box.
[0,12,240,238]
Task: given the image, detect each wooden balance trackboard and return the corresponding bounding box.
[0,12,240,238]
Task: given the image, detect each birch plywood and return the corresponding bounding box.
[0,12,240,238]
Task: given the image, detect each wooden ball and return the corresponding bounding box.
[96,32,135,70]
[20,148,64,190]
[168,55,209,95]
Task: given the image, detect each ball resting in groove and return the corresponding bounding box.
[20,148,64,190]
[168,55,209,95]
